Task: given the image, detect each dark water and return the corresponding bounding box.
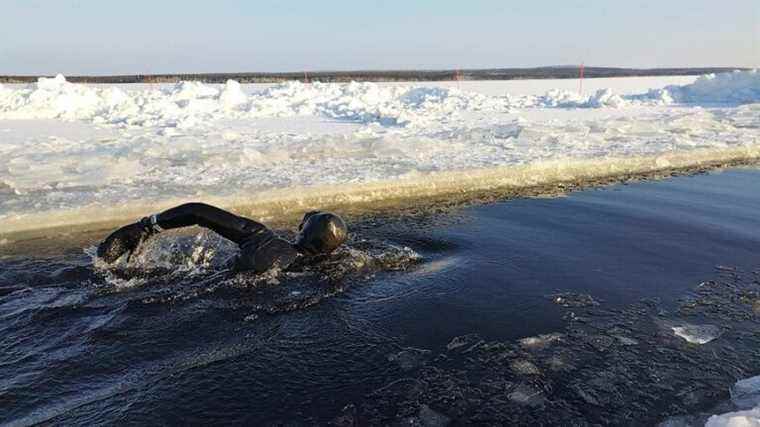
[1,168,760,425]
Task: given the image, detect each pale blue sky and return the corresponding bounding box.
[1,0,757,74]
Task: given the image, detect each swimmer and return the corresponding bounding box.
[97,203,348,272]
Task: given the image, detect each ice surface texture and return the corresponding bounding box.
[0,72,758,234]
[1,70,757,124]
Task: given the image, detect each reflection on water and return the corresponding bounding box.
[1,168,759,425]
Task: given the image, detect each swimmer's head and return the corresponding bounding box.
[295,211,348,255]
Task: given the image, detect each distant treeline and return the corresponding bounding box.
[0,67,744,84]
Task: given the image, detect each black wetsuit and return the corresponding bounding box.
[149,203,299,272]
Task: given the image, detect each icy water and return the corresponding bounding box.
[1,168,760,425]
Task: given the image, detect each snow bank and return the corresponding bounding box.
[0,75,513,127]
[667,69,760,105]
[0,73,758,238]
[0,70,756,129]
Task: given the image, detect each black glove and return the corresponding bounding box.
[97,217,156,264]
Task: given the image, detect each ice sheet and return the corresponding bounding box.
[0,71,758,235]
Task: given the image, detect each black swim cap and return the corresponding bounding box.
[295,211,348,255]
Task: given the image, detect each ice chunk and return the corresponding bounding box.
[587,89,627,108]
[219,79,248,109]
[705,407,760,427]
[732,376,760,410]
[671,324,721,344]
[36,73,68,91]
[519,333,563,350]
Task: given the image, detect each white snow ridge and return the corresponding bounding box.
[0,70,758,127]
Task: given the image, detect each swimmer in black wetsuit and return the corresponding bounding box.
[96,203,348,273]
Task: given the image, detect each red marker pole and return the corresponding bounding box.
[579,62,585,95]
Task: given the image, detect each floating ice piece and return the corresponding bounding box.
[671,323,722,344]
[705,407,760,427]
[520,333,563,350]
[731,376,760,410]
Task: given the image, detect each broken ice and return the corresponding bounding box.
[672,324,722,344]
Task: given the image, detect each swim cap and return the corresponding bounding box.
[295,211,348,255]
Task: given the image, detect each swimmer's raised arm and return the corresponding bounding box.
[97,202,272,263]
[147,202,270,245]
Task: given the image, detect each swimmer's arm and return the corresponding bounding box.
[97,202,276,265]
[148,202,271,245]
[151,203,298,273]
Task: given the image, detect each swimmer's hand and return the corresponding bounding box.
[97,219,155,263]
